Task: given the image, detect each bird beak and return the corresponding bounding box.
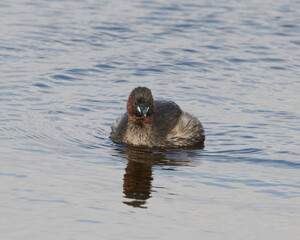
[139,105,149,117]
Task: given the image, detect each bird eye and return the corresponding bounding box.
[137,106,141,113]
[146,107,149,112]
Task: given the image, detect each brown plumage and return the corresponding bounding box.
[110,87,205,148]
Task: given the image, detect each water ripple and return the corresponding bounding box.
[52,74,81,81]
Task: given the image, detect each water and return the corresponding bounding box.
[1,0,299,239]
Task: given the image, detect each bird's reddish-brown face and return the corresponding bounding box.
[126,87,155,123]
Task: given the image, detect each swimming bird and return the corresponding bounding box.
[110,87,205,148]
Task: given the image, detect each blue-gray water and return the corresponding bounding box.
[1,0,299,239]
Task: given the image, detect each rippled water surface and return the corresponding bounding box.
[1,0,300,239]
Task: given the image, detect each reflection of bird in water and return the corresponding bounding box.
[121,147,155,208]
[123,160,153,208]
[115,146,202,208]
